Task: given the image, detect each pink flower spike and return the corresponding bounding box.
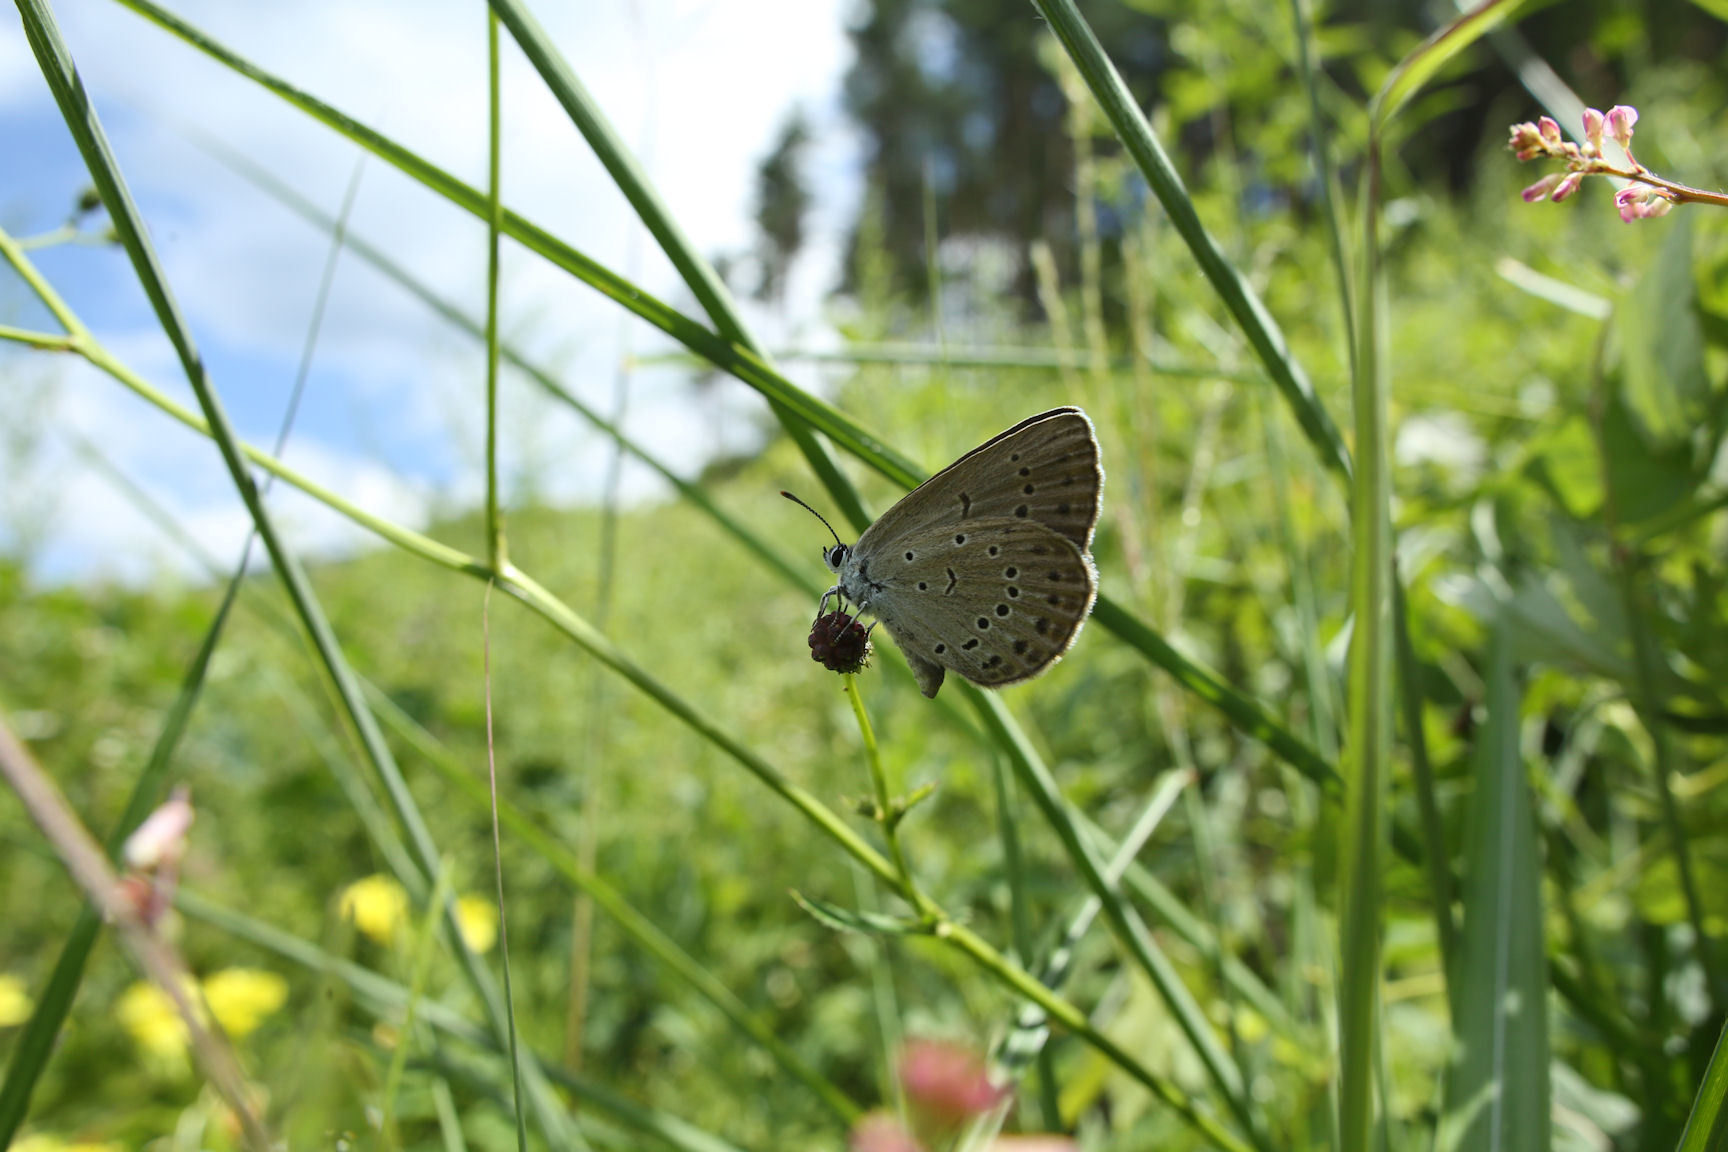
[1605,105,1639,150]
[124,786,194,869]
[1582,107,1605,154]
[900,1039,1008,1125]
[1550,173,1584,202]
[849,1113,923,1152]
[1522,173,1563,203]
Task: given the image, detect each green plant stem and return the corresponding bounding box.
[842,674,928,917]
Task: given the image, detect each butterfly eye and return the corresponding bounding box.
[823,544,848,571]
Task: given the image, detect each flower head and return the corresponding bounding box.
[809,610,873,674]
[339,874,409,945]
[1615,185,1676,222]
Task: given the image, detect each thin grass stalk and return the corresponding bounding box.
[380,862,455,1146]
[1288,0,1357,376]
[480,17,532,1150]
[13,6,577,1142]
[485,9,507,570]
[989,752,1062,1131]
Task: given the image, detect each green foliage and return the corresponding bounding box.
[4,1,1728,1151]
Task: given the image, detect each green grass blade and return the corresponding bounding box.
[1336,152,1393,1152]
[14,4,577,1143]
[1437,622,1550,1152]
[1676,1016,1728,1152]
[1371,0,1532,131]
[1030,0,1351,481]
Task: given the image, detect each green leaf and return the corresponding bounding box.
[790,892,923,937]
[1438,621,1550,1152]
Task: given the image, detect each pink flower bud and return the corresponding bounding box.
[1605,105,1638,150]
[1581,107,1605,155]
[899,1039,1007,1125]
[1538,116,1562,147]
[1550,172,1584,202]
[1522,173,1563,203]
[123,787,194,870]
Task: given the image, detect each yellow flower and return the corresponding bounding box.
[0,974,33,1027]
[339,874,409,945]
[456,895,499,954]
[14,1135,127,1152]
[201,969,287,1039]
[116,980,193,1069]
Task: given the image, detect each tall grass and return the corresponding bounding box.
[3,0,1725,1149]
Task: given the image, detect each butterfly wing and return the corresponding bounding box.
[863,517,1098,697]
[856,407,1102,559]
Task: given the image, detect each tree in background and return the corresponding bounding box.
[752,110,813,305]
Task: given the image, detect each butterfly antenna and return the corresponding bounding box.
[780,490,844,548]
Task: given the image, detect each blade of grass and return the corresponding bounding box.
[1675,1016,1728,1152]
[1335,128,1392,1152]
[1436,621,1549,1152]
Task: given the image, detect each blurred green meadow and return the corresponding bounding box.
[4,1,1728,1151]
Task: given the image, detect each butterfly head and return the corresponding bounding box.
[822,543,849,572]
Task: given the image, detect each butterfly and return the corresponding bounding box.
[788,407,1102,698]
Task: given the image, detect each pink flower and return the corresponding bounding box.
[900,1038,1008,1126]
[1582,107,1605,155]
[1605,105,1638,151]
[1615,185,1676,222]
[1538,116,1563,148]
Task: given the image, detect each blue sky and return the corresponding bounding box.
[1,1,858,582]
